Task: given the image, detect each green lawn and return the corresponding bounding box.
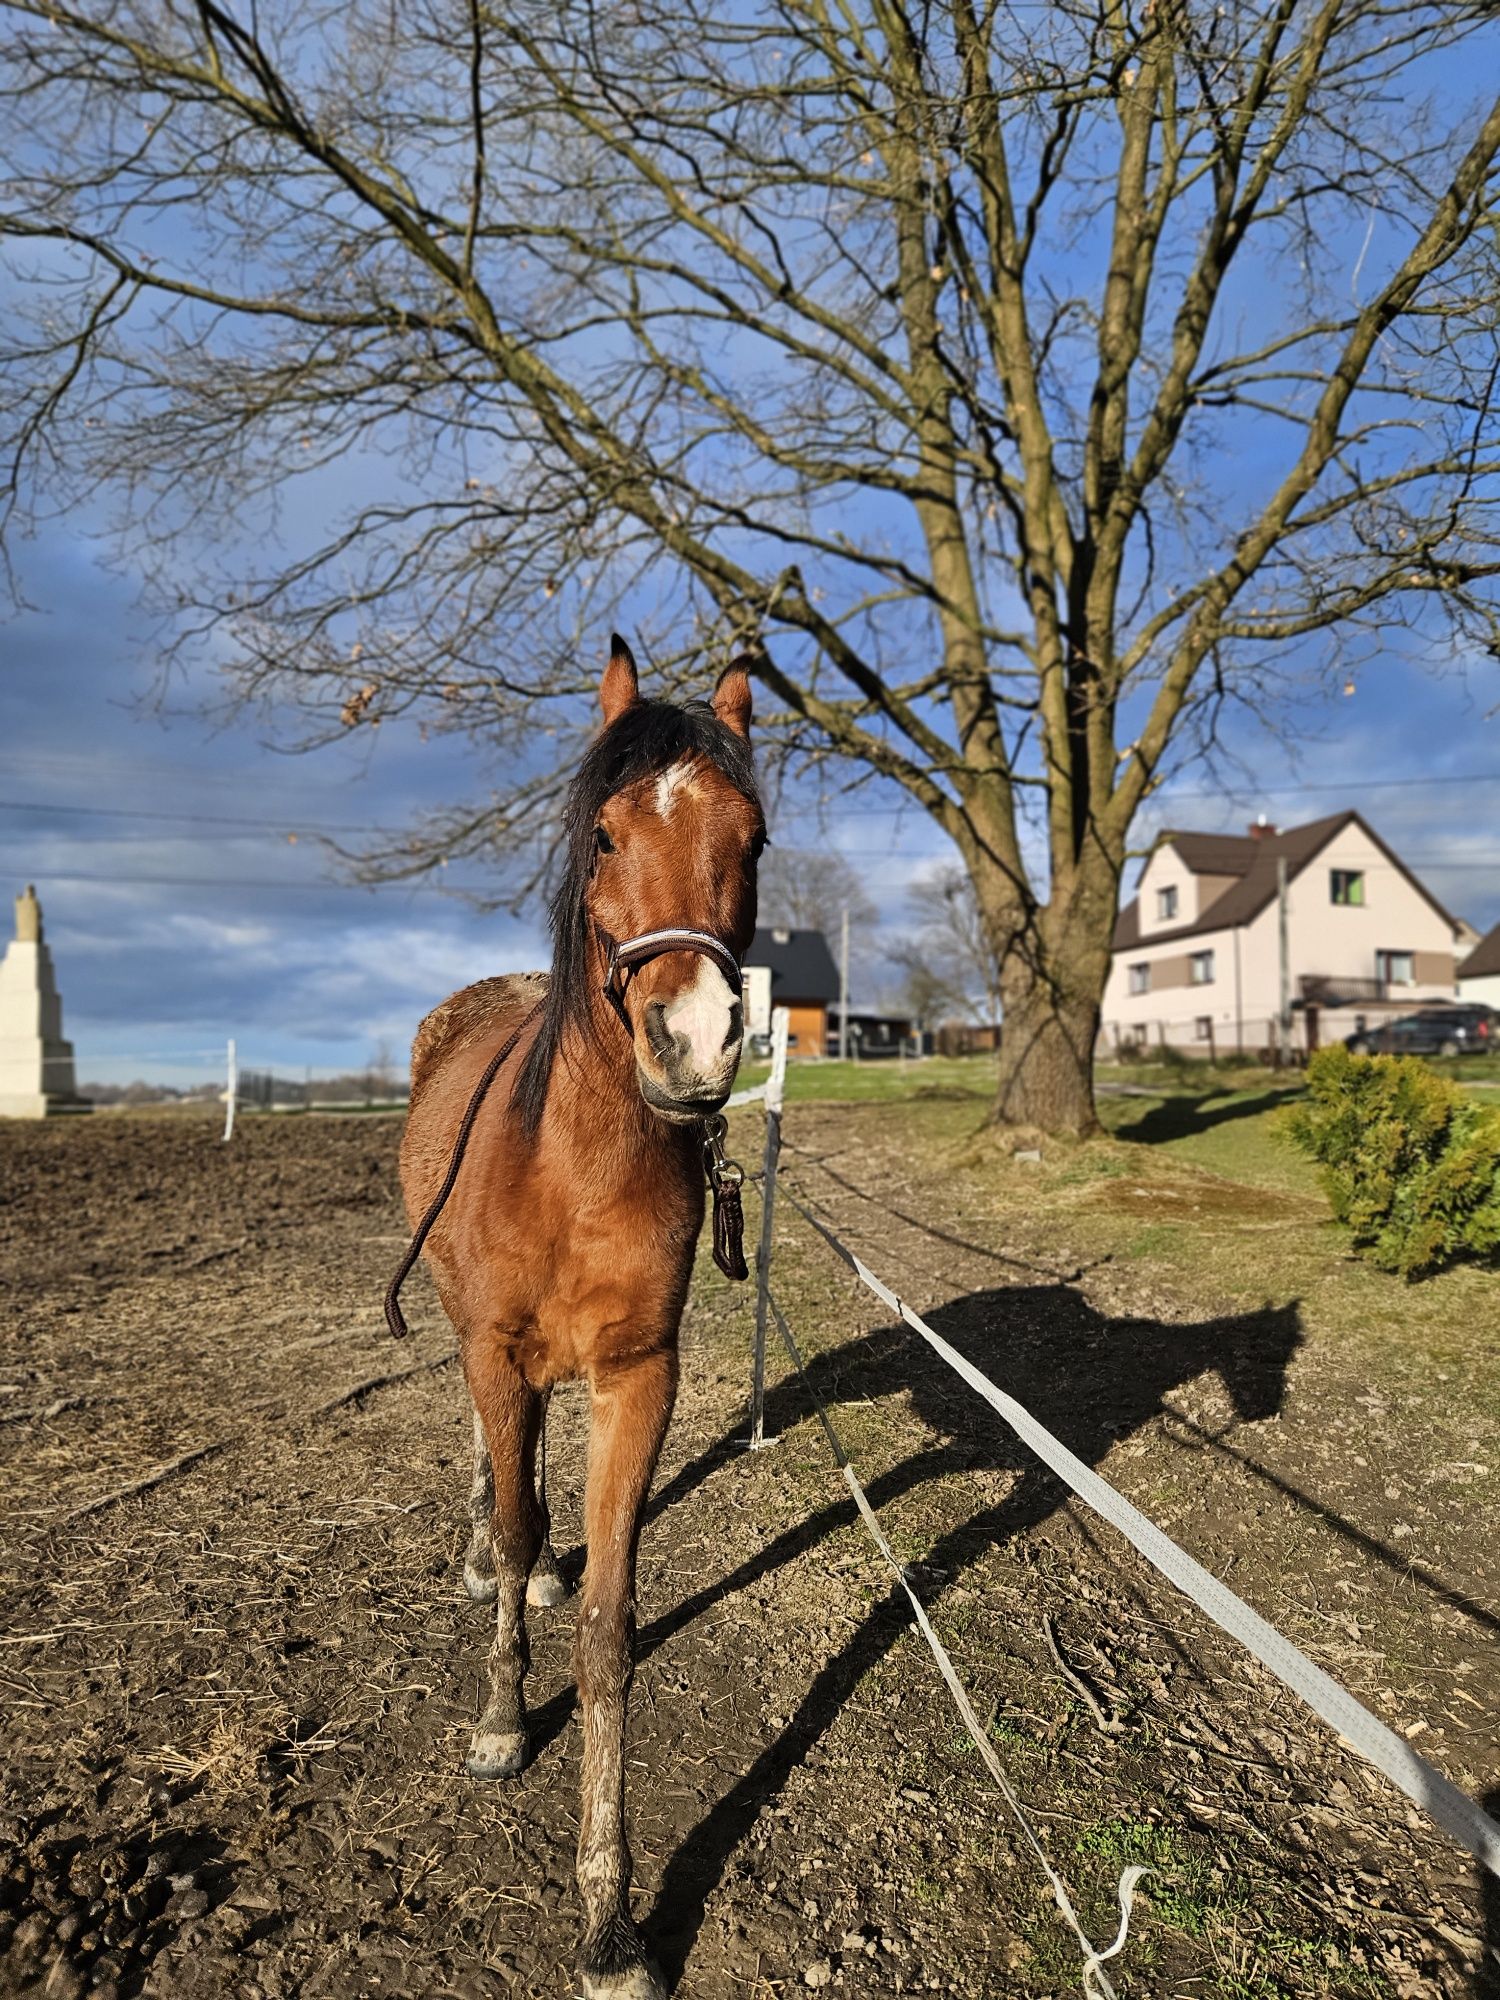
[734,1052,994,1103]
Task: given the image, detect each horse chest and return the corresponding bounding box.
[455,1164,703,1384]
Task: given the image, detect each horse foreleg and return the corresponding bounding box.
[574,1348,677,2000]
[464,1358,543,1780]
[527,1384,569,1609]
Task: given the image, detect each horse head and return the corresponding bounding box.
[575,634,764,1124]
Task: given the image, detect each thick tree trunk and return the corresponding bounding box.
[991,971,1103,1136]
[976,868,1118,1138]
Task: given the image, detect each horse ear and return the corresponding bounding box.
[711,656,754,740]
[600,632,640,726]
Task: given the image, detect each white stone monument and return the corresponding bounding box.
[0,885,82,1118]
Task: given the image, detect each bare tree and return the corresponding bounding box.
[368,1036,397,1100]
[893,866,1003,1027]
[3,0,1499,1131]
[758,846,877,935]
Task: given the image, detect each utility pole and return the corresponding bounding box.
[838,903,850,1061]
[1277,856,1291,1066]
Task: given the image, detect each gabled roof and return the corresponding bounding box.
[1112,811,1456,952]
[1164,830,1262,878]
[743,925,840,1003]
[1459,918,1500,981]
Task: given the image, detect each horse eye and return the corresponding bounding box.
[595,826,615,855]
[749,831,767,861]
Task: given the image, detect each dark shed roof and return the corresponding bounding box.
[744,926,840,1003]
[1112,811,1456,952]
[1459,919,1500,981]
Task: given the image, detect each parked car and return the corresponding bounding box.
[1344,1005,1494,1058]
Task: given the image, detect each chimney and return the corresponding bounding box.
[1248,815,1278,840]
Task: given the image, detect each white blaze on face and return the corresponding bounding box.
[663,959,739,1074]
[654,757,700,818]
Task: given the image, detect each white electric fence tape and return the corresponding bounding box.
[723,1079,768,1109]
[766,1298,1140,1998]
[773,1177,1500,1885]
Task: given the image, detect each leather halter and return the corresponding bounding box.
[599,925,743,1032]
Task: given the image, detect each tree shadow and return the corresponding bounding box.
[631,1279,1307,1984]
[1109,1086,1299,1145]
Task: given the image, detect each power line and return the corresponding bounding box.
[0,798,384,834]
[26,869,497,894]
[773,769,1500,818]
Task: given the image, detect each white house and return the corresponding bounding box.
[1458,921,1500,1010]
[1102,812,1463,1057]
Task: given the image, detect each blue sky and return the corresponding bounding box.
[4,511,1496,1086]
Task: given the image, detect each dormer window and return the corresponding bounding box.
[1157,885,1179,921]
[1331,870,1364,907]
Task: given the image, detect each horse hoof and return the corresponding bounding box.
[578,1917,665,1999]
[527,1568,570,1609]
[577,1968,666,2000]
[463,1563,499,1604]
[465,1729,529,1780]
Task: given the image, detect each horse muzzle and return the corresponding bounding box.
[635,1069,735,1124]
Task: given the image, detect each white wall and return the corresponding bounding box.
[1134,843,1205,936]
[1282,822,1454,996]
[1101,924,1244,1050]
[1459,970,1500,1010]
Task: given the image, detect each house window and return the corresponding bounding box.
[1157,885,1179,921]
[1128,962,1150,995]
[1378,950,1414,987]
[1331,870,1365,906]
[1190,950,1215,985]
[1195,1016,1213,1042]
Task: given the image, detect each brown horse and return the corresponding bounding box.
[398,635,763,1999]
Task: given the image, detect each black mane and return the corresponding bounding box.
[515,699,759,1135]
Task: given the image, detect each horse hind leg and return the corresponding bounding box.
[464,1360,544,1781]
[527,1385,569,1610]
[463,1406,498,1604]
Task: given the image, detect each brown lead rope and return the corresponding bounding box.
[702,1114,749,1280]
[384,1001,544,1339]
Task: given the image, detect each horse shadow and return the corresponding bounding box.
[626,1279,1306,1983]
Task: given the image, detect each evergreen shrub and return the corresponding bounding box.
[1286,1045,1500,1277]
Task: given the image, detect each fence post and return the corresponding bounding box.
[749,1006,790,1450]
[222,1037,237,1144]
